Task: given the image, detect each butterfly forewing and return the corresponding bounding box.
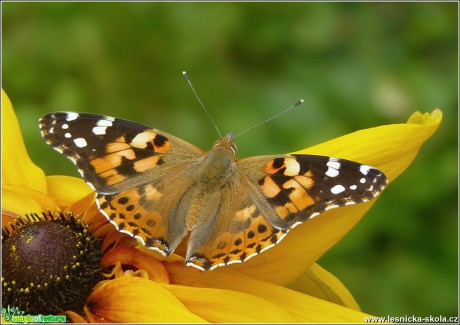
[39,112,203,194]
[241,154,387,230]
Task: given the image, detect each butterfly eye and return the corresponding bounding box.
[229,143,237,155]
[212,139,237,155]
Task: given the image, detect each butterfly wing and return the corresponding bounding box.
[40,112,204,193]
[185,154,387,271]
[40,112,204,255]
[241,154,388,229]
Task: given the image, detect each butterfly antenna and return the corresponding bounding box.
[182,71,222,138]
[234,99,304,139]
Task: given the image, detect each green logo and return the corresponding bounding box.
[1,306,67,324]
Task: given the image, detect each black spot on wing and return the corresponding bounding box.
[230,248,242,255]
[211,253,226,260]
[118,197,129,204]
[272,157,285,169]
[146,141,155,152]
[257,224,267,234]
[153,134,168,147]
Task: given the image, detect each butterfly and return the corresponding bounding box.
[39,112,387,271]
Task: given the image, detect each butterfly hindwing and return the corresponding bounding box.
[185,175,288,271]
[96,179,193,255]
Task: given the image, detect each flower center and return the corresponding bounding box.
[2,211,103,315]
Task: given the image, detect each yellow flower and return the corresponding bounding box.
[84,106,442,323]
[226,108,444,285]
[1,89,102,318]
[1,88,442,322]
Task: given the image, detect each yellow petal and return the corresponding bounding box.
[286,263,360,311]
[101,246,170,284]
[229,110,442,284]
[295,108,443,182]
[165,284,296,323]
[166,262,373,323]
[2,184,59,236]
[1,89,47,192]
[2,183,58,217]
[232,203,375,284]
[46,175,92,210]
[66,192,105,228]
[2,187,44,219]
[85,276,207,323]
[63,311,87,323]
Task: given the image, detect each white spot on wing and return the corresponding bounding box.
[74,137,87,148]
[325,204,339,211]
[54,147,64,154]
[97,119,113,127]
[360,177,366,184]
[132,132,153,148]
[350,184,357,190]
[92,126,107,135]
[62,123,69,129]
[331,184,346,194]
[65,133,72,138]
[326,167,339,177]
[327,158,341,169]
[66,112,79,121]
[360,165,371,175]
[325,158,341,177]
[284,158,300,176]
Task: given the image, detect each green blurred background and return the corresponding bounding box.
[2,2,458,317]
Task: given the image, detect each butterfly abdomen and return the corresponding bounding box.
[184,146,236,228]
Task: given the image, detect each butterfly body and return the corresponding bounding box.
[40,112,388,271]
[193,133,236,189]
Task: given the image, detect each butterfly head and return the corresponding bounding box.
[212,132,237,158]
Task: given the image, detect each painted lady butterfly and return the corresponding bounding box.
[39,111,387,271]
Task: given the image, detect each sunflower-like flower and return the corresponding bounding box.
[1,88,442,322]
